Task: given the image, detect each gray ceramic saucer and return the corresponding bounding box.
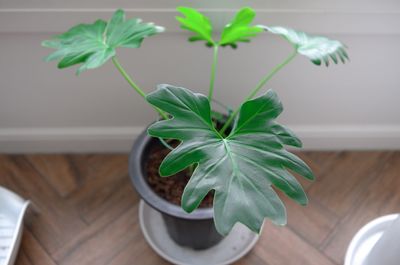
[139,200,259,265]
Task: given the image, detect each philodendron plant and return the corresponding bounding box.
[42,7,348,236]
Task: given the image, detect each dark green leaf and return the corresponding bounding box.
[146,85,314,235]
[42,9,164,74]
[176,7,215,46]
[219,7,262,48]
[260,26,349,66]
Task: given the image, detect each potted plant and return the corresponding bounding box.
[42,6,348,251]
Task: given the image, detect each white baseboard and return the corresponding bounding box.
[0,125,399,153]
[0,127,144,153]
[293,125,400,150]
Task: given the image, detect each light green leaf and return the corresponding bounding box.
[42,9,164,74]
[176,7,215,46]
[219,7,262,48]
[146,84,314,235]
[260,26,349,66]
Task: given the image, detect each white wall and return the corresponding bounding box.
[0,1,399,152]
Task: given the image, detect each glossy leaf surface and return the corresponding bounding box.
[146,84,314,235]
[176,7,261,48]
[219,7,263,48]
[42,9,164,74]
[176,7,215,46]
[260,26,349,66]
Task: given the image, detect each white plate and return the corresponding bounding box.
[345,214,399,265]
[139,200,259,265]
[0,187,29,265]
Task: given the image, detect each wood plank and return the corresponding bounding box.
[307,151,391,217]
[284,196,339,246]
[0,155,87,254]
[275,152,341,247]
[15,251,33,265]
[0,152,395,265]
[234,251,271,265]
[77,176,139,224]
[26,155,83,197]
[78,154,129,182]
[252,222,337,265]
[292,151,340,189]
[66,155,128,204]
[54,204,140,265]
[15,229,57,265]
[108,235,169,265]
[65,155,135,224]
[323,152,400,264]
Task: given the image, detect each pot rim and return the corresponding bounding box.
[129,128,214,220]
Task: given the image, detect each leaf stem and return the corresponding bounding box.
[219,48,298,135]
[246,48,298,100]
[112,56,168,120]
[208,45,219,101]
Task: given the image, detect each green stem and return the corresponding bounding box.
[112,56,168,120]
[219,48,298,135]
[246,48,298,100]
[208,46,219,101]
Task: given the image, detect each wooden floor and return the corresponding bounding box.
[0,151,399,265]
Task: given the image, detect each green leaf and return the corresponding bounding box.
[146,84,314,235]
[260,26,349,66]
[42,9,164,74]
[219,7,262,48]
[176,7,215,46]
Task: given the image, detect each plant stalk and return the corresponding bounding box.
[246,48,298,100]
[208,46,219,101]
[112,56,168,120]
[219,48,298,135]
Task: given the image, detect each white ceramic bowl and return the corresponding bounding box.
[0,187,29,265]
[345,214,399,265]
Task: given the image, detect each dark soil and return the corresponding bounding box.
[145,141,214,208]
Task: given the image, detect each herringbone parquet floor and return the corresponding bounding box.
[0,151,399,265]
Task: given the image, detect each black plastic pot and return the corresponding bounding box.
[129,129,224,250]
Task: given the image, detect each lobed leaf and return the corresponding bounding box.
[260,26,349,66]
[176,6,261,48]
[146,84,314,235]
[176,7,215,46]
[219,7,263,48]
[42,9,164,74]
